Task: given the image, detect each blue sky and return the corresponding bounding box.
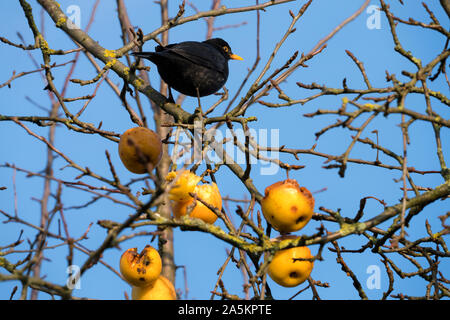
[0,0,449,300]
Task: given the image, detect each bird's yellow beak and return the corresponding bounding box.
[229,53,244,61]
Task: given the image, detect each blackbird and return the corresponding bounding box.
[131,38,243,100]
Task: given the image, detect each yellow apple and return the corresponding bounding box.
[119,245,162,287]
[171,182,222,224]
[261,179,314,233]
[267,246,314,287]
[131,275,177,300]
[165,170,202,202]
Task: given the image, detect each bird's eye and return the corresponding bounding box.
[223,46,229,53]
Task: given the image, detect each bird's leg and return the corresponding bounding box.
[195,87,203,113]
[167,87,175,103]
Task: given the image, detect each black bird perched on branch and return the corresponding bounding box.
[131,38,243,101]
